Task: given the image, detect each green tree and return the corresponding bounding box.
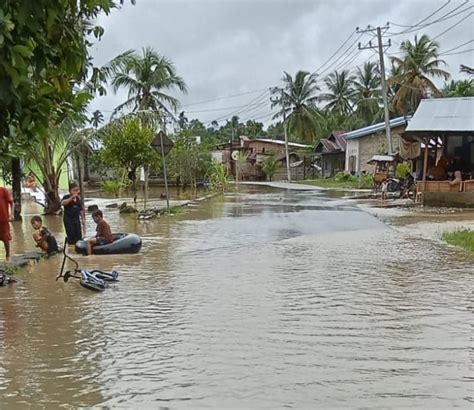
[443,79,474,97]
[235,151,247,183]
[354,62,382,125]
[389,34,450,114]
[266,121,284,137]
[208,162,231,193]
[244,120,263,138]
[25,121,95,214]
[0,0,133,219]
[261,155,279,181]
[274,70,320,143]
[321,70,356,115]
[99,117,161,203]
[168,131,212,193]
[106,47,187,120]
[314,109,364,141]
[90,110,104,128]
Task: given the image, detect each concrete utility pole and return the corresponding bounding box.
[357,24,393,155]
[161,117,171,213]
[270,87,291,182]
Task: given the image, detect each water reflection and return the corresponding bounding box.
[0,187,472,408]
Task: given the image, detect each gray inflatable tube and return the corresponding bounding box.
[75,233,142,255]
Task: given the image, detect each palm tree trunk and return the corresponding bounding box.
[11,158,22,221]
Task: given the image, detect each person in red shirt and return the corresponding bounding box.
[0,187,15,261]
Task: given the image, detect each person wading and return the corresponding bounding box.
[0,186,14,261]
[61,181,86,245]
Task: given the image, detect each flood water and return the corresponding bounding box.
[1,186,472,408]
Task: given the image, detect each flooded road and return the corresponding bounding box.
[1,186,472,408]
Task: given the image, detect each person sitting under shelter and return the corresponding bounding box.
[449,171,463,192]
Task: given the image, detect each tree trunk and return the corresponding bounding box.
[75,152,85,210]
[44,172,61,214]
[11,158,22,221]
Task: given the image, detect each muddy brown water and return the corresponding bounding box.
[0,186,472,408]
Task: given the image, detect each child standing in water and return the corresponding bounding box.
[30,216,59,255]
[61,181,86,245]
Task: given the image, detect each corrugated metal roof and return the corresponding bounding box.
[405,97,474,133]
[342,116,410,140]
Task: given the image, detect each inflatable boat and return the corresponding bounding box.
[75,233,142,255]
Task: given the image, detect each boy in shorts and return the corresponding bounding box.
[31,215,59,255]
[86,209,114,255]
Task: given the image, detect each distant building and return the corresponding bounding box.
[217,136,311,181]
[343,116,410,174]
[314,130,346,177]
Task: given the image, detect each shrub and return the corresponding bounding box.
[396,163,412,178]
[102,180,126,198]
[334,171,353,182]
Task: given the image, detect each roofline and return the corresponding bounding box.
[343,116,410,140]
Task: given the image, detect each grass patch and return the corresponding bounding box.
[442,229,474,253]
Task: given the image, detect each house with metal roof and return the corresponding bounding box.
[403,97,474,207]
[314,131,347,177]
[342,116,410,174]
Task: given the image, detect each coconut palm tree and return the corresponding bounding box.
[443,79,474,97]
[273,70,320,143]
[389,34,450,114]
[320,69,356,115]
[89,110,104,128]
[353,62,382,125]
[106,47,187,121]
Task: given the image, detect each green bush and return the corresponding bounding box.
[102,180,126,198]
[334,171,353,182]
[358,173,374,189]
[396,163,412,178]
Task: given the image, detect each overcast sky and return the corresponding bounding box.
[89,0,474,128]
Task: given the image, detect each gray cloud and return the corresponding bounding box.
[89,0,474,126]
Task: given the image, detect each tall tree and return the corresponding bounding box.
[274,70,320,143]
[389,34,450,114]
[321,69,356,115]
[0,0,134,220]
[354,62,382,125]
[90,110,104,128]
[107,46,187,121]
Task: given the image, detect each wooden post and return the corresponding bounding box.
[422,137,429,195]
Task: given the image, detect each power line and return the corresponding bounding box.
[310,30,357,75]
[389,0,452,29]
[180,87,271,108]
[432,11,473,40]
[442,48,474,56]
[387,1,471,36]
[439,39,474,54]
[316,32,366,77]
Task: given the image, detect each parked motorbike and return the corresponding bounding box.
[385,174,415,199]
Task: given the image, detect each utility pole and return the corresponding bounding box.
[161,116,170,213]
[357,24,393,155]
[270,87,291,182]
